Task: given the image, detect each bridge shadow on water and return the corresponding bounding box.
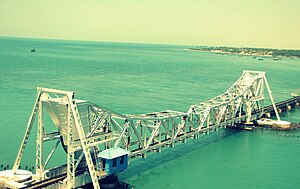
[115,125,300,188]
[80,180,133,189]
[117,127,240,188]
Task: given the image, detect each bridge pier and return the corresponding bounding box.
[262,96,300,118]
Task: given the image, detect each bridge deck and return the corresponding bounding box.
[262,96,300,115]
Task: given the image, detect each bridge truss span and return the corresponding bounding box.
[188,70,280,132]
[4,70,281,189]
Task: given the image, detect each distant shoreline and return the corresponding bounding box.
[187,46,300,60]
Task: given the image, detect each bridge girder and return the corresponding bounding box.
[8,70,281,189]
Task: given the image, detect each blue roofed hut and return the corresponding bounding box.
[97,147,129,175]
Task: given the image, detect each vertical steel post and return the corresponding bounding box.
[263,75,281,121]
[67,101,75,189]
[171,120,175,148]
[35,99,44,180]
[158,125,162,152]
[206,112,210,135]
[183,118,187,143]
[12,88,42,174]
[245,100,252,124]
[69,96,101,189]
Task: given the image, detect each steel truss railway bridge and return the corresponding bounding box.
[0,71,284,189]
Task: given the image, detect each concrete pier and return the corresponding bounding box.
[262,96,300,117]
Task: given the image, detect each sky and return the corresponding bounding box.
[0,0,299,49]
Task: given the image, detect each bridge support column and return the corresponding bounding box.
[245,101,252,124]
[263,74,281,121]
[36,99,44,181]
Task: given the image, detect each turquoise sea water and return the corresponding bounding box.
[0,37,300,188]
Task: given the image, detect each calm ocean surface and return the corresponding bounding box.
[0,37,300,188]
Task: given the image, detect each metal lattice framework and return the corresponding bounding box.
[8,70,280,189]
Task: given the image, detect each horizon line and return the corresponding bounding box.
[1,35,299,51]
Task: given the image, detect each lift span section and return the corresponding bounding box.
[2,70,281,189]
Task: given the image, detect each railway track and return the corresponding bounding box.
[20,174,67,189]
